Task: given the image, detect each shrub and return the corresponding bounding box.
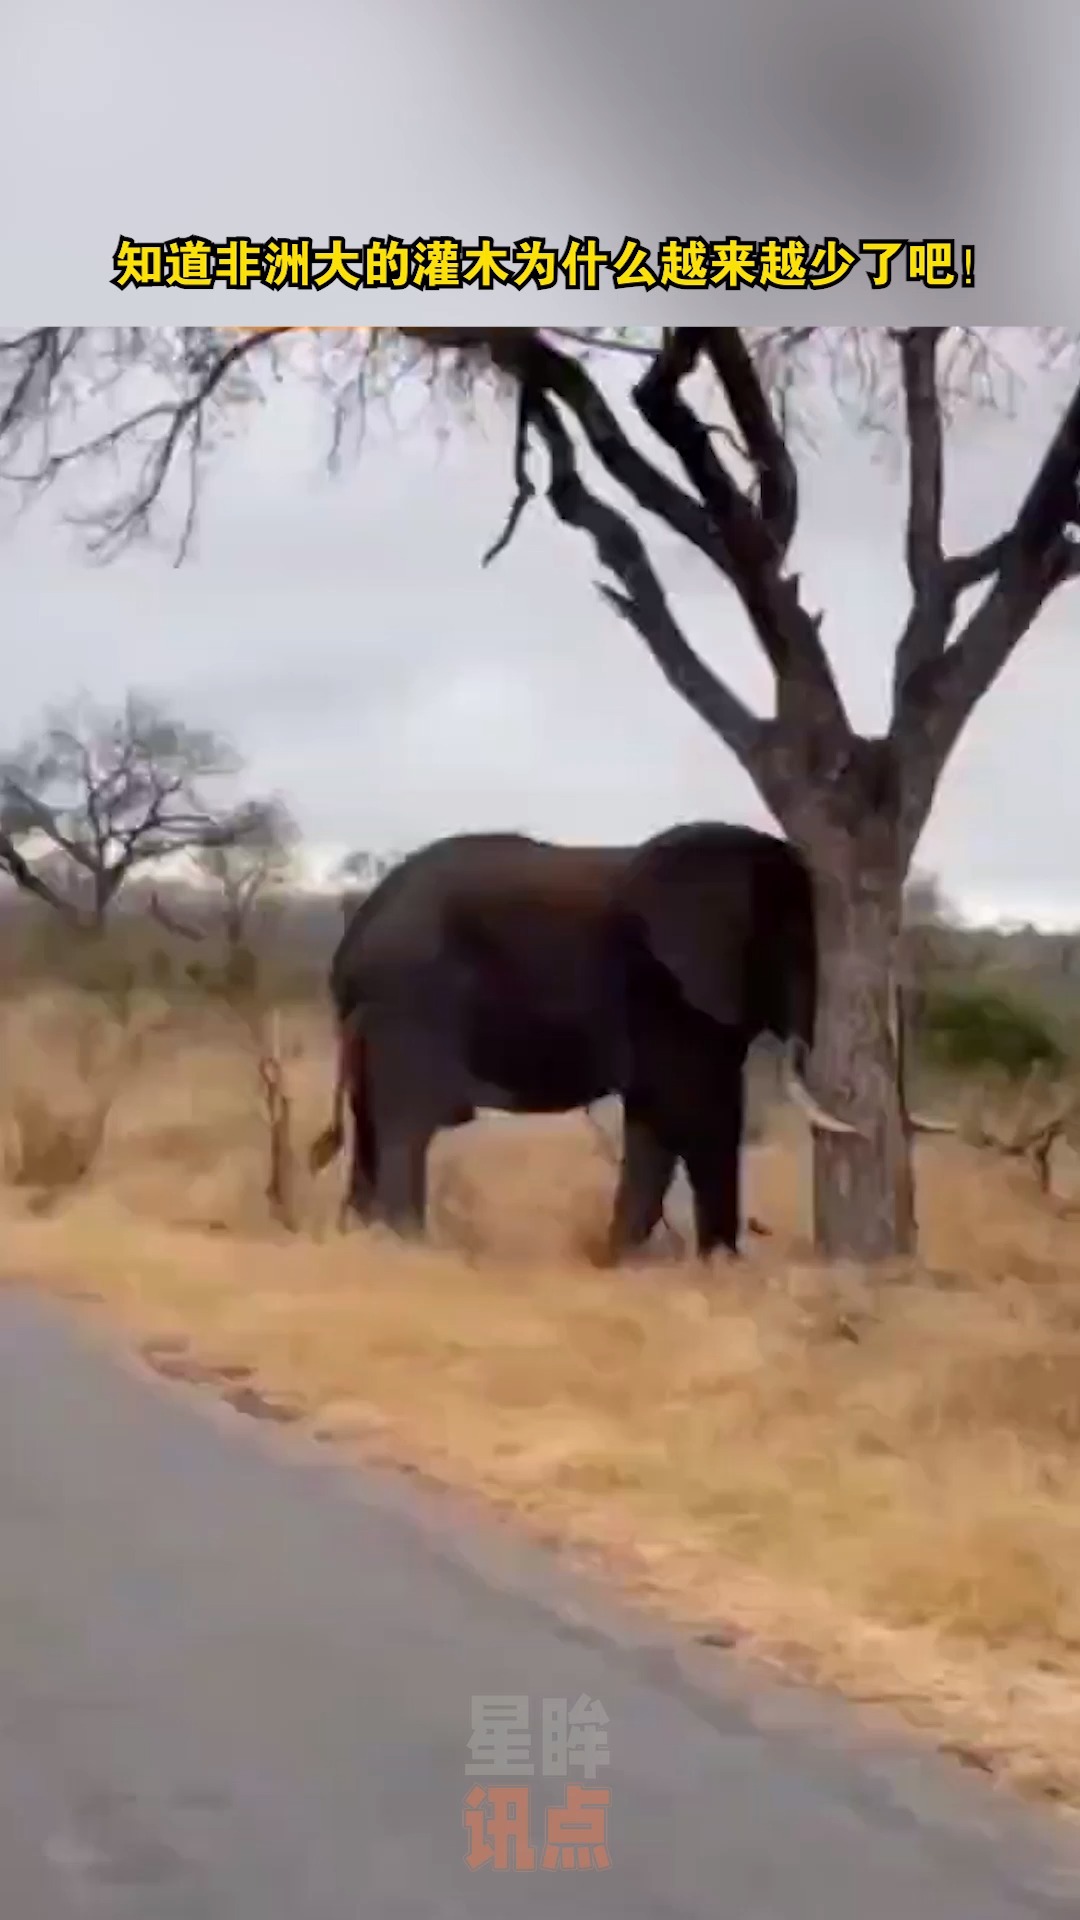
[4,1089,111,1202]
[918,984,1066,1083]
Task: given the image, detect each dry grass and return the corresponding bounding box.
[4,987,1080,1813]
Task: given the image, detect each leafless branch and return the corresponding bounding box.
[148,889,205,942]
[0,829,80,920]
[0,692,262,924]
[193,797,298,951]
[400,327,739,568]
[965,1078,1077,1197]
[418,326,845,745]
[257,1010,299,1232]
[891,330,1017,705]
[0,327,295,560]
[892,328,953,697]
[898,329,946,595]
[945,537,1009,592]
[528,390,765,772]
[629,328,838,707]
[482,385,535,566]
[906,374,1080,769]
[701,330,798,555]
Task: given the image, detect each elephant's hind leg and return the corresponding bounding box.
[362,1013,466,1238]
[606,1103,678,1263]
[345,1083,378,1223]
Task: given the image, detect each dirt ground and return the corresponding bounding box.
[4,987,1080,1815]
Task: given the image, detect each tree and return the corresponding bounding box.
[193,795,299,945]
[3,325,1080,1261]
[0,689,261,930]
[900,869,959,995]
[337,847,401,918]
[339,849,401,891]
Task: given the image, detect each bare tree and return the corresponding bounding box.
[340,848,401,889]
[337,847,401,919]
[3,325,1080,1261]
[0,690,258,930]
[193,796,299,951]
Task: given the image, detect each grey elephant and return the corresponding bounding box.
[309,821,868,1260]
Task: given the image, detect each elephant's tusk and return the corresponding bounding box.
[783,1061,861,1136]
[908,1112,957,1134]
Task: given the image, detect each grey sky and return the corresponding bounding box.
[10,0,1080,317]
[1,339,1078,927]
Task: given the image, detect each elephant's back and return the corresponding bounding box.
[329,833,630,1019]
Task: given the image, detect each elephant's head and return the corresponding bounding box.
[614,823,954,1140]
[614,822,856,1134]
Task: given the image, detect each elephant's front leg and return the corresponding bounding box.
[684,1142,740,1255]
[372,1125,431,1235]
[606,1105,678,1263]
[682,1052,745,1257]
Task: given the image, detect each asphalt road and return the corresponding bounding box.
[0,1294,1078,1919]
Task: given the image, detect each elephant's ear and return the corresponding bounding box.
[618,848,751,1028]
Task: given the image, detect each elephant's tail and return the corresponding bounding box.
[309,1008,364,1174]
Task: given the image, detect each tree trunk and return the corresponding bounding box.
[806,836,915,1263]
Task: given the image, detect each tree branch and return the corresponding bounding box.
[482,384,535,566]
[422,326,847,745]
[892,328,955,702]
[909,372,1080,732]
[148,889,205,942]
[700,329,798,556]
[629,329,841,712]
[0,782,93,871]
[0,831,80,920]
[898,328,946,595]
[528,391,766,773]
[3,328,293,560]
[894,367,1080,808]
[893,375,1080,851]
[399,327,727,563]
[945,535,1008,592]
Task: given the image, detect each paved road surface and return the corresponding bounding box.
[0,1291,1078,1918]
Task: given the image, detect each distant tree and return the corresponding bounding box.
[0,691,259,930]
[194,796,298,944]
[191,798,300,996]
[901,869,963,988]
[338,848,401,919]
[340,848,401,889]
[5,327,1080,1263]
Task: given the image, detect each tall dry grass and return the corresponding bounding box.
[4,986,1080,1810]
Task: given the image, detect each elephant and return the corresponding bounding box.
[309,821,870,1260]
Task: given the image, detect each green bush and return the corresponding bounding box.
[917,984,1066,1082]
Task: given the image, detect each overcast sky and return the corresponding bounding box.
[1,336,1079,928]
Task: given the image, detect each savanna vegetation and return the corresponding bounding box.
[5,324,1080,1260]
[6,325,1080,1814]
[4,688,1080,1813]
